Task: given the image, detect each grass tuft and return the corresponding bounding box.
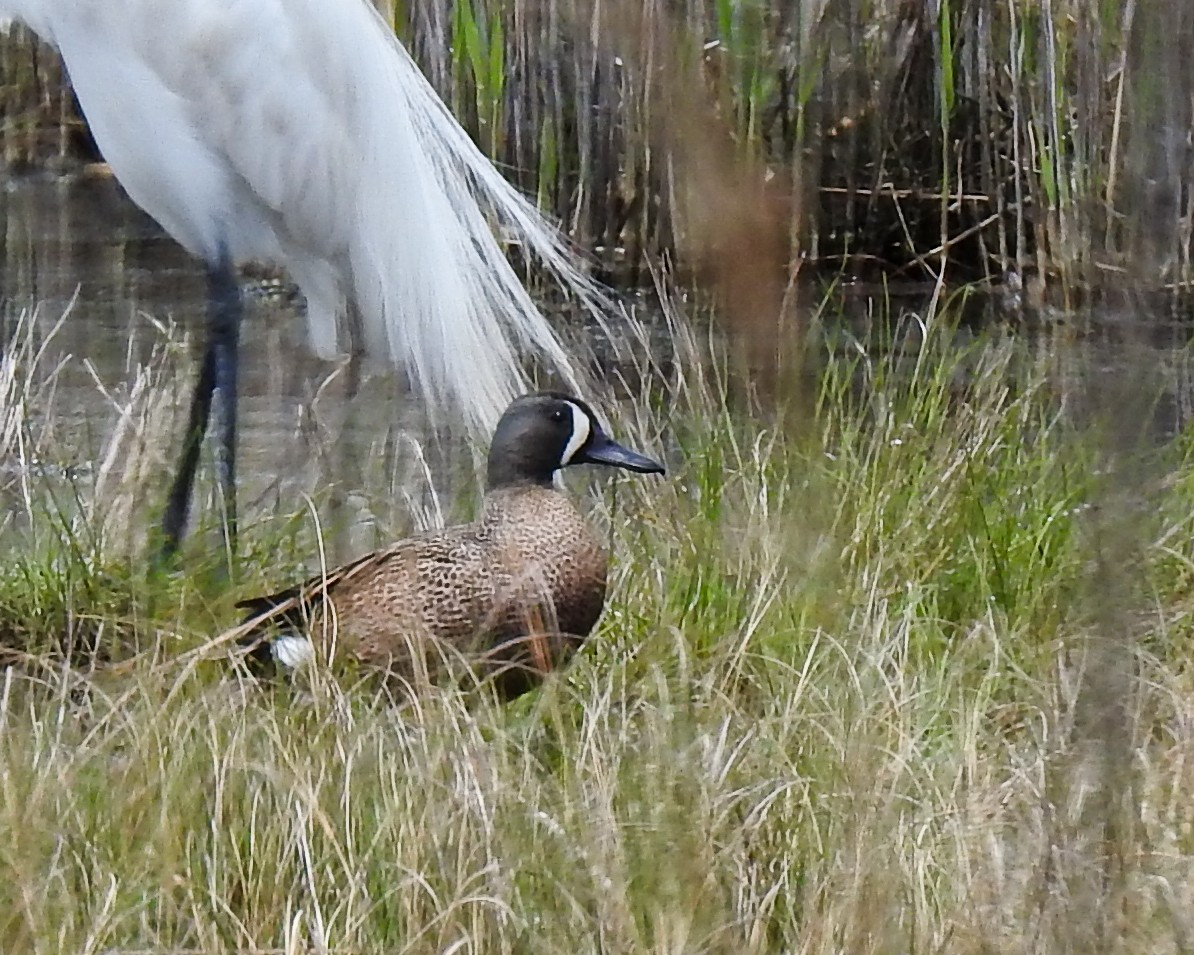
[0,293,1191,951]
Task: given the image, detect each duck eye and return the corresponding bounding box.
[550,408,567,423]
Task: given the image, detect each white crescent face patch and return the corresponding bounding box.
[559,400,592,466]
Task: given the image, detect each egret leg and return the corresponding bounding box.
[159,252,242,561]
[325,307,365,563]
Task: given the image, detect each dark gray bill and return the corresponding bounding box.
[576,432,666,474]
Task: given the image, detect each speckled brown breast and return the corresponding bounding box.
[292,485,608,693]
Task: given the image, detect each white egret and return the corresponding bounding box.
[1,0,606,557]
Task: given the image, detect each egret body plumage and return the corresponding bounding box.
[0,0,605,555]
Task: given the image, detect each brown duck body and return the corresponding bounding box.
[327,486,608,650]
[242,486,605,694]
[235,391,664,698]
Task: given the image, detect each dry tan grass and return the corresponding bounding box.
[0,291,1192,952]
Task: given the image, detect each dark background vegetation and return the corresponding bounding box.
[3,0,1193,301]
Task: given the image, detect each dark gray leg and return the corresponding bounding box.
[326,305,365,563]
[159,250,241,561]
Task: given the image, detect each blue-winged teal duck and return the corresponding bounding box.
[233,392,665,698]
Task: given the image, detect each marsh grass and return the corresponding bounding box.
[6,0,1194,291]
[0,291,1191,951]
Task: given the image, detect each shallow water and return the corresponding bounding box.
[0,174,461,560]
[3,174,1194,565]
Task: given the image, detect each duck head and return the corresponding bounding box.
[486,392,666,489]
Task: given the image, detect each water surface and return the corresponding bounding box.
[0,174,451,560]
[4,173,1194,566]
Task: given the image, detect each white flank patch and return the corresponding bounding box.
[559,401,592,466]
[272,634,315,669]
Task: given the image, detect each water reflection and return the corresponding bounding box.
[3,174,1194,567]
[0,174,456,561]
